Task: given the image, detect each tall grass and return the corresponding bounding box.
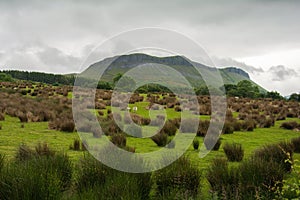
[0,145,72,200]
[154,156,202,199]
[76,155,152,199]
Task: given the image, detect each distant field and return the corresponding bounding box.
[1,114,300,169]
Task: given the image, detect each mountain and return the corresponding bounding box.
[82,53,266,92]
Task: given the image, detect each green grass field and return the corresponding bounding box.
[1,114,300,169]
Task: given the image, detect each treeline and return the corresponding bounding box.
[1,70,75,85]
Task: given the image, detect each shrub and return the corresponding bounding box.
[291,137,300,153]
[193,138,199,150]
[261,118,275,128]
[223,143,244,162]
[232,121,242,131]
[197,120,209,137]
[280,121,299,130]
[76,155,152,199]
[222,122,234,134]
[151,133,168,147]
[161,120,177,136]
[242,119,256,131]
[60,120,75,132]
[18,112,28,123]
[154,156,201,198]
[207,157,240,198]
[239,157,285,198]
[110,134,126,148]
[254,141,294,172]
[204,137,222,151]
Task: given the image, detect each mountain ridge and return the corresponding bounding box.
[83,53,265,92]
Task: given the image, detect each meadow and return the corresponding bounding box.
[0,81,300,199]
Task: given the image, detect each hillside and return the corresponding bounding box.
[83,53,266,92]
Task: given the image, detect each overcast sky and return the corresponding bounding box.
[0,0,299,96]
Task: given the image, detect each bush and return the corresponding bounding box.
[197,120,209,137]
[222,122,234,134]
[291,137,300,153]
[60,120,75,132]
[76,155,152,199]
[193,138,199,150]
[207,157,240,198]
[110,133,127,148]
[280,121,299,130]
[242,119,256,131]
[154,156,201,198]
[239,157,285,198]
[223,143,244,162]
[151,133,168,147]
[161,120,177,136]
[254,141,294,172]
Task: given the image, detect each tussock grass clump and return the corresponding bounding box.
[254,141,294,172]
[242,119,256,131]
[160,120,177,136]
[110,133,127,148]
[151,133,168,147]
[280,121,300,130]
[207,157,240,198]
[223,143,244,162]
[239,157,284,198]
[0,145,72,199]
[193,138,199,150]
[154,156,202,198]
[76,155,152,200]
[197,120,209,137]
[222,122,234,134]
[207,157,285,199]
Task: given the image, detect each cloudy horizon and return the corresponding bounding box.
[0,0,299,96]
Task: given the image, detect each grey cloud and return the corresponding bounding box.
[1,43,82,73]
[211,56,264,74]
[268,65,299,81]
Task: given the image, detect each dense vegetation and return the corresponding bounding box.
[0,78,300,199]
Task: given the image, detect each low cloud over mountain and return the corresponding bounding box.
[268,65,299,81]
